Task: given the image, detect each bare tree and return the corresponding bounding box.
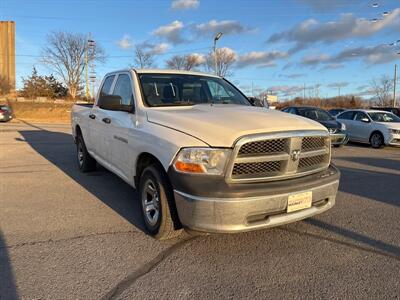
[204,47,236,77]
[133,46,155,69]
[42,31,105,100]
[166,55,186,70]
[166,54,203,70]
[370,75,393,106]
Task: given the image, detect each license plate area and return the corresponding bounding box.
[287,191,312,213]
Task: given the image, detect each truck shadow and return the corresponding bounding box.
[0,230,19,300]
[18,129,147,233]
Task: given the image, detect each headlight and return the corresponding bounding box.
[173,148,231,175]
[389,129,400,135]
[340,123,346,131]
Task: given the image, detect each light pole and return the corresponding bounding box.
[213,32,223,76]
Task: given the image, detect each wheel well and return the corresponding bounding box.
[75,125,82,137]
[135,152,182,229]
[369,130,383,141]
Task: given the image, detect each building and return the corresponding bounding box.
[0,21,16,97]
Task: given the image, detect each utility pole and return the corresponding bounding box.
[394,64,397,107]
[84,38,90,98]
[338,87,341,97]
[213,32,222,76]
[303,83,306,99]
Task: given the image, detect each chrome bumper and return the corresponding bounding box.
[174,179,339,233]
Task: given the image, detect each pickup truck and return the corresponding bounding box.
[71,69,340,240]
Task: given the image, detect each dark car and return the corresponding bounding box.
[370,107,400,117]
[329,108,346,116]
[0,105,13,122]
[281,106,348,147]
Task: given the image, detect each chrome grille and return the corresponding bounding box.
[238,139,286,156]
[232,161,282,176]
[302,136,326,151]
[227,131,330,183]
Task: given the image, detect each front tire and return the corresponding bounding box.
[370,132,384,149]
[139,165,181,240]
[76,135,97,172]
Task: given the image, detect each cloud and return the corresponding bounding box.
[327,82,349,88]
[137,41,170,55]
[331,44,398,64]
[299,0,361,12]
[322,63,344,70]
[117,34,133,49]
[236,51,288,68]
[267,85,304,97]
[301,54,330,66]
[268,9,400,52]
[194,20,253,37]
[280,73,306,79]
[153,20,185,44]
[171,0,199,10]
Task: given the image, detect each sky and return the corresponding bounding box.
[1,0,400,100]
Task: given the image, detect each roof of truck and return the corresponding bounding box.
[133,68,221,78]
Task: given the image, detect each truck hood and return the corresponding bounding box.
[146,104,327,147]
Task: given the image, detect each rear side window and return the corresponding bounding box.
[100,75,115,96]
[337,111,354,120]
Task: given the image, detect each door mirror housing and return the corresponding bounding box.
[361,117,370,123]
[98,94,133,112]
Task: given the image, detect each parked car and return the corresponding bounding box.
[281,106,348,147]
[248,96,269,108]
[71,69,340,239]
[0,105,13,122]
[336,109,400,148]
[370,107,400,117]
[329,108,346,116]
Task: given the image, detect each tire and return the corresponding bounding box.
[369,132,384,149]
[76,134,97,172]
[139,165,181,240]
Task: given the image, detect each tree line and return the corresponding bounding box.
[12,31,396,107]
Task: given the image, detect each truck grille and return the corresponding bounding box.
[226,131,330,183]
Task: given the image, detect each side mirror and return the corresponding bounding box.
[361,117,370,123]
[98,94,133,112]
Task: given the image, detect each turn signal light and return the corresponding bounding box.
[174,161,205,173]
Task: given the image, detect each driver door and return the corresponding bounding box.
[352,112,371,142]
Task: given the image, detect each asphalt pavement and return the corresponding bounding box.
[0,121,399,299]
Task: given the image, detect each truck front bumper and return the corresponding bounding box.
[171,165,340,233]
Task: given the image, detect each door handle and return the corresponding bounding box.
[89,114,96,119]
[102,117,111,124]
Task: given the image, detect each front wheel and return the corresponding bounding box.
[370,132,384,149]
[139,165,181,240]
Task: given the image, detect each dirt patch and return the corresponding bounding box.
[6,101,73,123]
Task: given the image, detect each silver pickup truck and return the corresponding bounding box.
[71,69,340,240]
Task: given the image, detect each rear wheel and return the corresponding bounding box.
[370,132,384,149]
[139,165,181,240]
[76,135,97,172]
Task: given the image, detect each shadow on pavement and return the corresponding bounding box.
[304,219,400,258]
[18,129,146,233]
[0,230,19,300]
[338,156,400,173]
[337,165,399,207]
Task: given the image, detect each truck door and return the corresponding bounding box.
[105,72,138,181]
[89,74,116,160]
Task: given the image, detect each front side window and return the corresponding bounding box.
[368,112,400,123]
[354,112,368,121]
[113,74,134,106]
[139,74,250,107]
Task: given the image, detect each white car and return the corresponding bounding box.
[71,69,340,239]
[336,109,400,148]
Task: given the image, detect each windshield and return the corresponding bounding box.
[139,74,250,107]
[297,108,334,121]
[368,112,400,123]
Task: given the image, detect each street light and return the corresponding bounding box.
[213,32,223,76]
